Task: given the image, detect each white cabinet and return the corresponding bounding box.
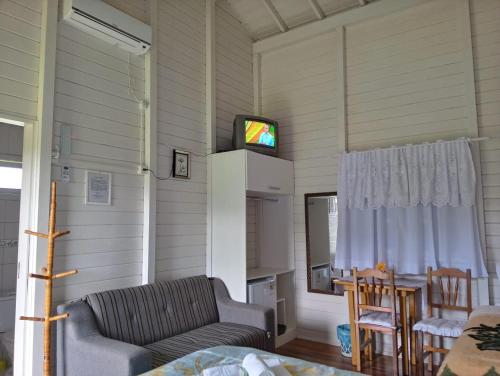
[208,150,296,347]
[246,151,293,195]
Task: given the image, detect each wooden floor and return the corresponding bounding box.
[277,338,437,376]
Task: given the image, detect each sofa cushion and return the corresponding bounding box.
[144,322,269,368]
[85,275,219,346]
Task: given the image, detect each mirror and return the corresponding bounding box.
[305,192,343,295]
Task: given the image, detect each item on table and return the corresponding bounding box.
[375,262,386,272]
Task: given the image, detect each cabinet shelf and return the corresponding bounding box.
[246,267,294,281]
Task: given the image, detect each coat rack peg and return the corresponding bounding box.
[49,313,69,322]
[20,316,45,322]
[21,181,77,376]
[52,270,78,280]
[54,230,71,239]
[29,273,50,280]
[24,230,49,239]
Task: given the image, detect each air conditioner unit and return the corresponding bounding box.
[62,0,151,55]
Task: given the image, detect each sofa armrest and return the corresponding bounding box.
[57,300,152,376]
[211,278,275,349]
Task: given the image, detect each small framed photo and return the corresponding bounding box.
[173,149,190,179]
[85,170,112,205]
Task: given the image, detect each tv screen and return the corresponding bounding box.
[232,114,279,157]
[245,120,276,149]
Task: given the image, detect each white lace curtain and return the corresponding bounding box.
[335,139,487,277]
[338,139,476,210]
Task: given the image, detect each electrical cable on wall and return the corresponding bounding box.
[142,167,172,181]
[127,53,219,180]
[127,52,148,171]
[141,148,217,181]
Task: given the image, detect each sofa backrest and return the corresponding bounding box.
[85,275,219,346]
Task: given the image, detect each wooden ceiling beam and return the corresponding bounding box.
[261,0,288,33]
[308,0,325,20]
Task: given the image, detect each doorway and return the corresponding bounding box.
[0,120,24,375]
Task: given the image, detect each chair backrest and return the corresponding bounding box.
[353,267,397,328]
[426,267,472,317]
[85,275,219,346]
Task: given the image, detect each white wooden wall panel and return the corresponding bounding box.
[257,0,500,345]
[155,0,207,281]
[103,0,150,24]
[345,0,468,151]
[471,0,500,305]
[215,2,254,151]
[51,5,147,302]
[0,0,42,120]
[260,32,348,345]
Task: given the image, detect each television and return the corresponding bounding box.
[232,114,279,157]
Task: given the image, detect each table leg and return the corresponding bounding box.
[400,294,409,376]
[347,290,358,367]
[409,289,422,366]
[415,330,424,376]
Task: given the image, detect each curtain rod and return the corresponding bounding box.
[469,137,489,142]
[346,136,490,154]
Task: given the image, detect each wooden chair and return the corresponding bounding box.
[353,267,407,376]
[413,267,472,375]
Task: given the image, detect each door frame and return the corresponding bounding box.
[3,116,53,376]
[0,115,46,376]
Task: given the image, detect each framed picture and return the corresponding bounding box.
[85,170,112,205]
[173,149,190,179]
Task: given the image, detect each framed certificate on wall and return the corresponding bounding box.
[85,170,112,205]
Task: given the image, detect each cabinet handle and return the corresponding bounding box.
[268,186,281,191]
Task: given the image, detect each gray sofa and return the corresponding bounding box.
[57,275,274,376]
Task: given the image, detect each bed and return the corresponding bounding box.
[438,306,500,376]
[140,345,364,376]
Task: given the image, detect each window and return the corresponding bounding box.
[0,166,22,189]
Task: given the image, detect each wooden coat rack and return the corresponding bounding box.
[20,181,78,376]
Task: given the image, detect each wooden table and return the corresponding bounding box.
[335,277,424,375]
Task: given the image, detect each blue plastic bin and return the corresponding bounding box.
[337,324,365,358]
[337,324,352,357]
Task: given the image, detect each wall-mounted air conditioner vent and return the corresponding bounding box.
[62,0,151,55]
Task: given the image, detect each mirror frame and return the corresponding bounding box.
[304,191,343,296]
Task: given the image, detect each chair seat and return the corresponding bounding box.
[357,312,400,328]
[412,317,466,337]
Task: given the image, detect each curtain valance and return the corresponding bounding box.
[338,139,476,210]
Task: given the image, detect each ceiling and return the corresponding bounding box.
[222,0,370,41]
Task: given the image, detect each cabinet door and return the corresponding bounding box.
[246,151,293,195]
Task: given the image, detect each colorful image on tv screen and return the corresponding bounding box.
[245,120,276,148]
